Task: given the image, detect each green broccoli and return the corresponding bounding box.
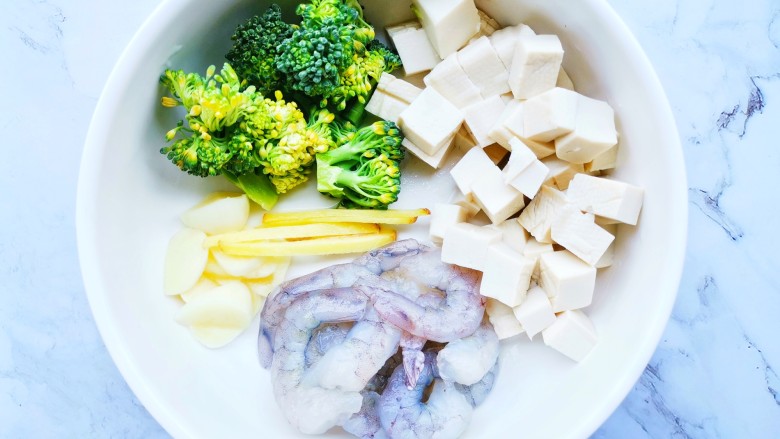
[316,120,405,209]
[225,4,294,94]
[159,65,337,207]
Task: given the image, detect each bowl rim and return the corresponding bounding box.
[76,0,688,437]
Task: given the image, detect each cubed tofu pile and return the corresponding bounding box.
[163,193,290,348]
[376,0,644,362]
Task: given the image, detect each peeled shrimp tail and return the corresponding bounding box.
[399,332,427,389]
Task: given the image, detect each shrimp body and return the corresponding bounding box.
[436,318,500,386]
[378,351,473,439]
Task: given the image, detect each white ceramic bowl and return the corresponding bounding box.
[77,0,687,438]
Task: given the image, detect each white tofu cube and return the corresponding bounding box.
[488,99,522,149]
[495,218,529,252]
[463,96,508,147]
[413,0,480,58]
[523,87,579,142]
[595,223,617,268]
[555,95,618,164]
[480,243,535,306]
[522,237,554,282]
[551,207,615,266]
[502,137,538,180]
[398,87,464,155]
[429,203,468,243]
[376,72,423,103]
[402,137,453,169]
[585,145,618,173]
[386,23,442,76]
[541,156,584,190]
[506,159,549,198]
[542,310,598,362]
[508,35,564,99]
[517,185,571,243]
[488,24,536,68]
[471,171,526,224]
[424,53,484,109]
[512,285,556,339]
[451,193,481,218]
[453,126,478,153]
[538,251,597,312]
[500,101,557,158]
[450,146,497,196]
[457,36,511,97]
[566,174,644,225]
[441,222,502,270]
[485,298,525,340]
[366,91,408,124]
[556,68,575,90]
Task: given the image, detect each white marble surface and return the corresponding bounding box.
[2,0,779,437]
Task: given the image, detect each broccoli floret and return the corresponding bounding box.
[159,64,258,177]
[316,120,404,208]
[225,5,294,94]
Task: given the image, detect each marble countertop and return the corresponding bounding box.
[2,0,779,437]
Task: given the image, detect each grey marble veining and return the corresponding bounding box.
[2,0,779,437]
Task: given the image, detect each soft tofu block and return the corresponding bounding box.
[502,137,538,180]
[523,87,579,142]
[450,146,498,196]
[451,193,481,218]
[472,171,526,224]
[376,72,423,103]
[463,96,508,147]
[488,99,523,149]
[398,87,464,155]
[566,174,644,225]
[585,145,618,173]
[441,222,502,270]
[555,95,618,164]
[429,203,468,243]
[508,34,564,99]
[523,237,554,282]
[517,185,571,243]
[506,159,549,199]
[501,102,557,158]
[489,24,536,68]
[366,91,408,124]
[457,36,511,97]
[542,156,584,190]
[513,285,556,339]
[480,243,535,307]
[387,23,442,76]
[413,0,480,58]
[539,251,597,312]
[402,137,453,169]
[551,207,615,266]
[495,218,529,252]
[595,223,617,268]
[485,298,525,340]
[542,310,598,362]
[424,53,483,109]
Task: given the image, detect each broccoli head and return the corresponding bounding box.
[316,120,404,208]
[225,5,294,94]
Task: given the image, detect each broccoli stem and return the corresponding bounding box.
[343,77,377,126]
[223,170,279,210]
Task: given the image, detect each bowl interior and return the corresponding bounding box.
[77,0,686,438]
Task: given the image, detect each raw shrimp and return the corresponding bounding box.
[303,298,402,392]
[305,322,352,368]
[259,262,378,367]
[270,287,369,434]
[454,362,498,408]
[353,239,426,275]
[436,318,500,386]
[378,351,473,439]
[370,248,485,342]
[342,351,403,439]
